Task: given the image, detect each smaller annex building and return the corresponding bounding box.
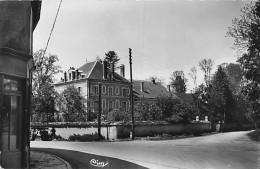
[54,60,130,119]
[132,79,172,102]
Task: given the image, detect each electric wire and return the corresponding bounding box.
[42,0,63,57]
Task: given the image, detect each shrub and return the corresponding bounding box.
[68,133,105,142]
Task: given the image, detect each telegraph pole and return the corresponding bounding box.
[129,48,135,140]
[98,82,102,139]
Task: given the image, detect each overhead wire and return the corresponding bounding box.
[97,4,120,52]
[42,0,63,57]
[95,2,171,80]
[96,4,130,64]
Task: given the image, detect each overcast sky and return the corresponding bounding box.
[33,0,248,92]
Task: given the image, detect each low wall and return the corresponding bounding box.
[217,123,254,132]
[116,122,211,139]
[31,122,211,140]
[34,127,118,140]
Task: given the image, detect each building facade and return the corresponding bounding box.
[54,60,130,120]
[0,1,41,168]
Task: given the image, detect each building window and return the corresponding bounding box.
[108,101,114,111]
[102,85,106,94]
[122,88,128,97]
[115,100,120,109]
[78,87,81,93]
[4,78,21,92]
[108,87,113,96]
[102,99,106,110]
[122,101,127,111]
[115,86,119,95]
[93,85,99,95]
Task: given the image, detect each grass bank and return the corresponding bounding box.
[247,130,260,141]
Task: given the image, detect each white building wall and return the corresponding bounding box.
[54,80,88,100]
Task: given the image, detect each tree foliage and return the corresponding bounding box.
[222,63,243,94]
[227,0,260,129]
[192,84,210,120]
[134,99,161,121]
[188,66,197,91]
[170,71,187,93]
[155,96,194,124]
[209,66,236,124]
[32,49,61,122]
[199,58,214,87]
[33,49,61,90]
[104,51,120,68]
[32,83,58,122]
[227,1,259,52]
[56,85,87,122]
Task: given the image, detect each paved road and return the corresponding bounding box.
[31,148,147,169]
[31,131,260,169]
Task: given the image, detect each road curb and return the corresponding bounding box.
[49,153,73,169]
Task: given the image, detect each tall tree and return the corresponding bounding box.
[33,49,61,91]
[199,59,214,87]
[227,0,260,129]
[170,71,187,93]
[188,66,197,92]
[209,66,235,125]
[32,49,61,122]
[104,51,120,68]
[32,83,58,122]
[227,1,259,52]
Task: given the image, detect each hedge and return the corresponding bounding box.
[30,121,172,128]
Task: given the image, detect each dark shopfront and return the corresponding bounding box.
[0,1,41,168]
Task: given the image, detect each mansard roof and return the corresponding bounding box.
[78,61,129,83]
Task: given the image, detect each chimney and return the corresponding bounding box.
[141,81,144,92]
[103,60,108,79]
[120,64,125,77]
[86,58,87,63]
[110,62,114,80]
[64,72,67,82]
[167,85,171,93]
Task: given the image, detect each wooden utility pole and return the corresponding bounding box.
[129,48,135,140]
[98,82,102,139]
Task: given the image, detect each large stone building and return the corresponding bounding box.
[54,60,130,117]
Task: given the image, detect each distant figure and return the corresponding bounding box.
[31,129,37,141]
[51,127,56,140]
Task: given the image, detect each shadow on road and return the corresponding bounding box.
[31,148,148,169]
